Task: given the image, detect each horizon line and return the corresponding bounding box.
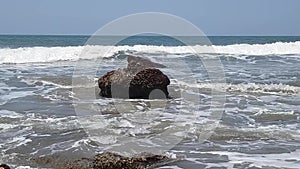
[0,34,300,37]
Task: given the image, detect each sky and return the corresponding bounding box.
[0,0,300,36]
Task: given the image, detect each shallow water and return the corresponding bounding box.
[0,36,300,169]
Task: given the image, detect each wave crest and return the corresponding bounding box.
[1,41,300,64]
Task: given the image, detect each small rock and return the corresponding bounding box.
[0,164,11,169]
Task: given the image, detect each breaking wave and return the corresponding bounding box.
[1,41,300,64]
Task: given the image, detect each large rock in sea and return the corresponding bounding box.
[98,56,170,99]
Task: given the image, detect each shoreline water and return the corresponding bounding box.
[0,35,299,169]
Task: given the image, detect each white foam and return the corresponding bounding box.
[213,41,300,55]
[172,80,300,94]
[1,41,300,64]
[0,46,85,64]
[202,149,300,168]
[0,110,23,118]
[254,109,295,116]
[15,166,37,169]
[0,123,19,130]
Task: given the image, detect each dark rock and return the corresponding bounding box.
[98,56,170,99]
[59,158,92,169]
[92,152,170,169]
[129,69,170,99]
[31,152,172,169]
[31,155,92,169]
[0,164,11,169]
[127,55,166,73]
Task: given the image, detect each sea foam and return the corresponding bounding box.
[1,41,300,64]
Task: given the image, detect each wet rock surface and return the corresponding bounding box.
[98,56,170,99]
[92,152,170,169]
[0,164,11,169]
[31,152,172,169]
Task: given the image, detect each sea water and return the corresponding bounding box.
[0,35,299,168]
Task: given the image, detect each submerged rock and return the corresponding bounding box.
[98,56,170,99]
[32,152,172,169]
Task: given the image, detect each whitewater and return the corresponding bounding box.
[1,36,300,169]
[1,41,300,64]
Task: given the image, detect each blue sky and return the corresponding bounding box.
[1,0,299,35]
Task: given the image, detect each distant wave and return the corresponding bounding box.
[1,41,300,64]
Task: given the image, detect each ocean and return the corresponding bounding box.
[0,35,300,169]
